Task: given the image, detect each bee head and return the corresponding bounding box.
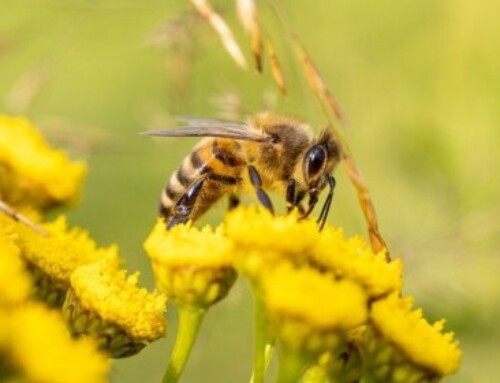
[303,130,340,192]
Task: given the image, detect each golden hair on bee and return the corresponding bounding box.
[143,113,340,230]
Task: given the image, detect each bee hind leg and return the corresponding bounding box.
[167,173,242,229]
[167,176,207,229]
[247,165,274,214]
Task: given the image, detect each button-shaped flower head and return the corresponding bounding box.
[362,294,462,383]
[64,259,167,358]
[144,220,236,309]
[0,115,86,212]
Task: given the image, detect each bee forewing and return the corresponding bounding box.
[141,125,267,142]
[173,116,246,126]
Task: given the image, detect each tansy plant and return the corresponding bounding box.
[1,116,461,383]
[143,206,461,383]
[0,115,167,381]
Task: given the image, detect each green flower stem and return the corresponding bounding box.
[251,299,273,383]
[359,370,383,383]
[276,349,308,383]
[162,305,205,383]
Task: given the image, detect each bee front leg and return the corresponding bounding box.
[248,165,274,214]
[295,190,307,215]
[286,179,296,213]
[286,181,307,215]
[228,194,240,210]
[316,175,336,231]
[299,190,320,221]
[167,176,207,229]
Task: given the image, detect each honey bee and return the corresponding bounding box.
[143,113,340,230]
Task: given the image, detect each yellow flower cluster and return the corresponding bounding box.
[145,219,233,268]
[312,228,403,298]
[0,114,86,211]
[0,222,110,381]
[262,264,367,331]
[144,206,462,382]
[0,228,31,307]
[261,263,367,355]
[0,115,168,380]
[144,220,238,382]
[224,206,403,296]
[144,220,236,308]
[224,206,402,298]
[3,213,168,358]
[370,294,462,376]
[11,215,119,307]
[224,207,319,255]
[17,216,118,282]
[0,303,110,383]
[69,259,167,344]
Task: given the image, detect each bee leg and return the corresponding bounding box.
[167,215,188,229]
[286,179,296,213]
[228,194,240,210]
[285,179,306,214]
[316,175,336,231]
[295,190,307,215]
[248,165,274,214]
[295,204,305,215]
[167,176,207,229]
[299,193,319,221]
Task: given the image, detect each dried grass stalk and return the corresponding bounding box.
[191,0,247,69]
[267,40,287,94]
[293,38,348,127]
[236,0,262,72]
[0,200,47,236]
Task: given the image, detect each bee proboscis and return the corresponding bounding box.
[143,113,341,230]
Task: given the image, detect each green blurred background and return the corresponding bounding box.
[1,1,498,382]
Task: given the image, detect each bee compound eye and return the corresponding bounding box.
[306,146,327,178]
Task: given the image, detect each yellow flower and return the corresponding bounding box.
[223,206,321,280]
[224,206,401,299]
[0,302,110,383]
[14,215,119,307]
[65,259,167,358]
[0,208,19,236]
[0,114,86,211]
[363,294,462,382]
[144,219,236,308]
[144,220,237,382]
[225,206,320,255]
[311,227,403,298]
[262,263,368,353]
[0,228,31,307]
[17,216,116,282]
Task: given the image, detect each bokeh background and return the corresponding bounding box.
[1,1,498,382]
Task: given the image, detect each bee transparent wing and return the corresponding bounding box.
[172,116,245,126]
[142,120,267,142]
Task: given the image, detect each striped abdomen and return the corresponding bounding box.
[159,138,246,224]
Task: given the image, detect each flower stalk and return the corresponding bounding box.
[251,298,274,383]
[163,305,206,383]
[275,348,309,383]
